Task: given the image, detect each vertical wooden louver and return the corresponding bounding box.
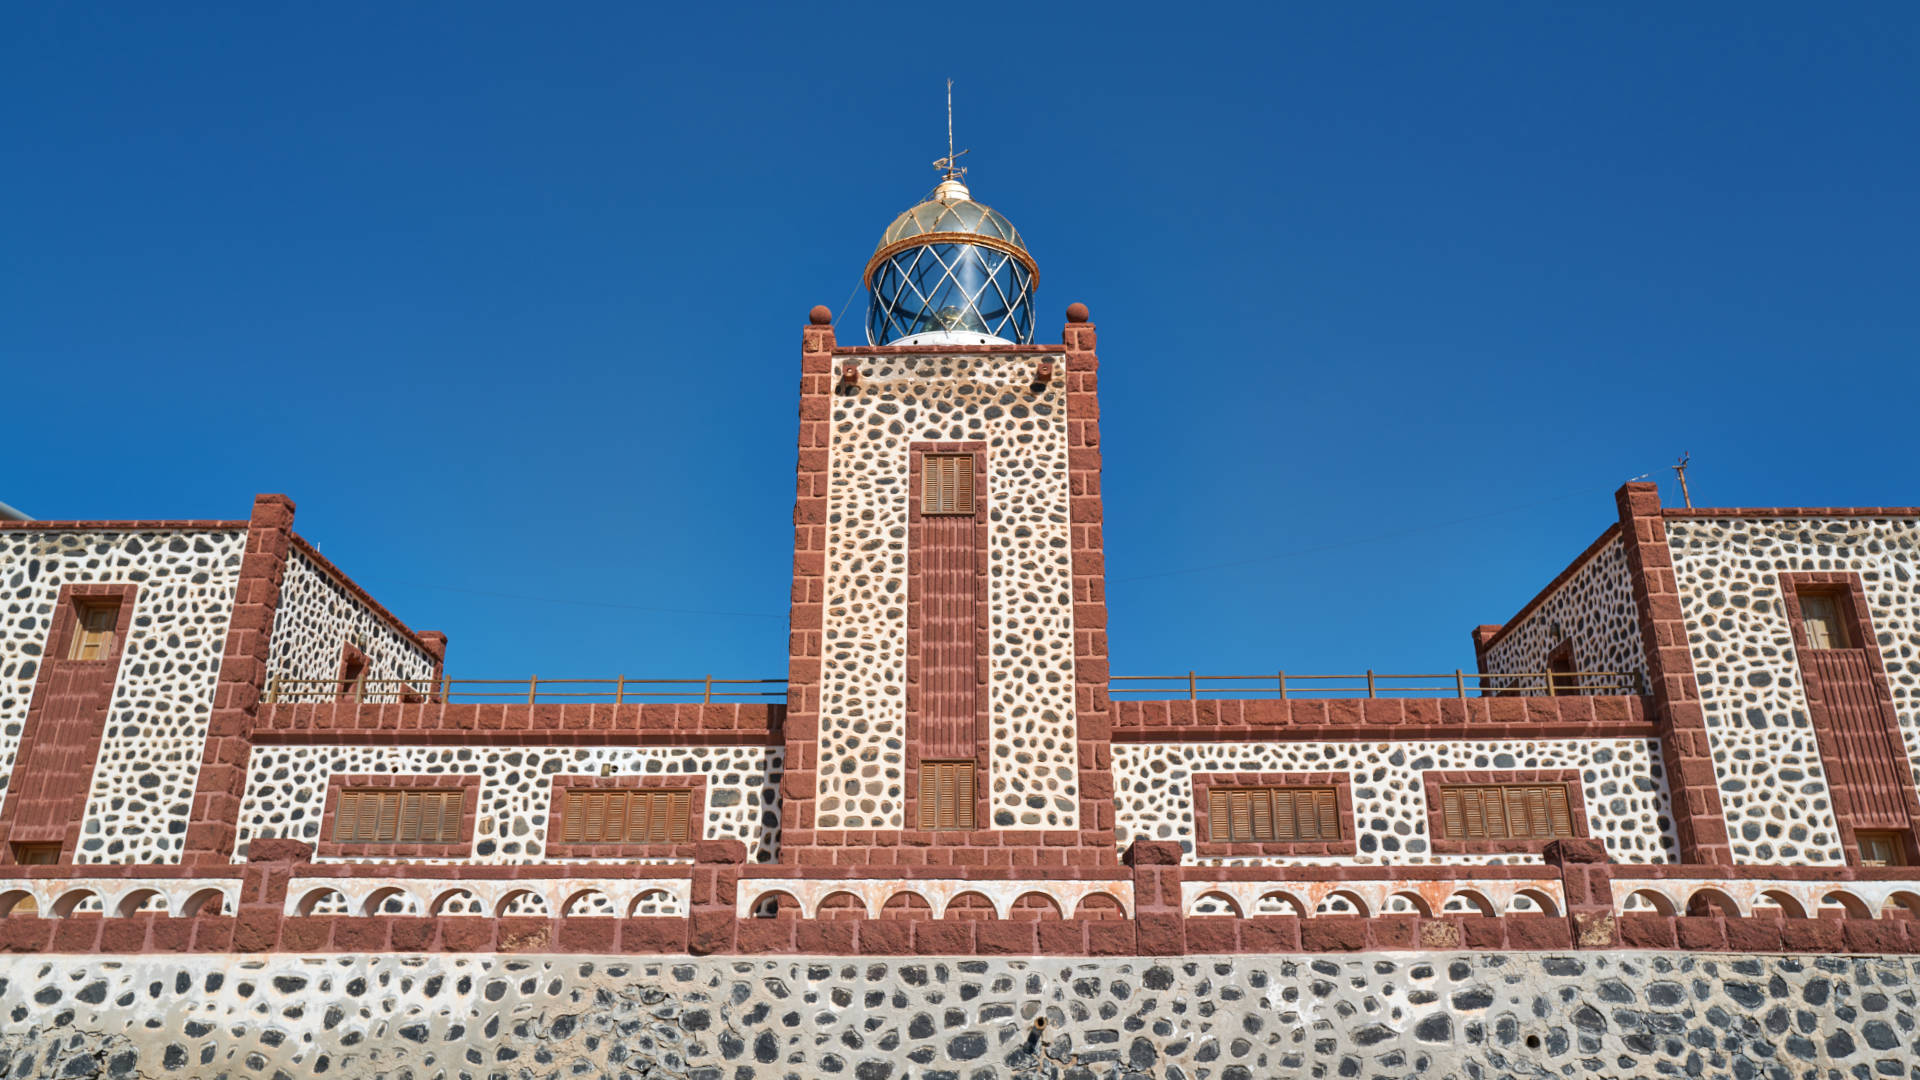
[1206,787,1340,843]
[1436,784,1574,841]
[332,789,465,844]
[921,454,975,516]
[560,789,692,844]
[918,761,976,830]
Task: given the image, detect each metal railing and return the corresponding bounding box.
[265,676,789,705]
[1107,670,1644,701]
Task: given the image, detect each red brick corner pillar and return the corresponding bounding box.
[778,308,835,862]
[1065,305,1120,864]
[688,837,747,956]
[416,631,449,697]
[234,837,310,952]
[1470,624,1502,680]
[1543,838,1617,948]
[1125,839,1186,956]
[1614,481,1732,865]
[183,494,296,866]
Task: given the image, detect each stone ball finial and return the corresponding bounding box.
[1065,302,1090,323]
[809,305,833,326]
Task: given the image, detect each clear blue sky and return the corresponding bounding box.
[6,4,1916,682]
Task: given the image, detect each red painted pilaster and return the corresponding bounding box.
[1614,482,1732,864]
[1125,839,1185,956]
[182,494,296,866]
[777,308,834,861]
[1066,305,1120,863]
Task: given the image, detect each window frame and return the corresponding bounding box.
[316,774,481,858]
[1421,770,1589,855]
[920,453,978,517]
[916,760,978,831]
[544,774,707,859]
[1190,772,1356,857]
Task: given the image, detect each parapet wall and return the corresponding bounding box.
[0,950,1913,1079]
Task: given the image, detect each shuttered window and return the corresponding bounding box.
[1799,592,1853,650]
[921,455,976,516]
[68,601,119,661]
[560,789,692,844]
[331,789,465,844]
[1206,787,1340,843]
[1437,784,1575,841]
[918,761,976,830]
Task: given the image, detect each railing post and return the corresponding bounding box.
[1366,670,1376,698]
[441,675,451,703]
[266,677,278,704]
[1455,669,1466,699]
[704,675,713,704]
[1188,671,1196,702]
[528,676,538,705]
[1277,671,1286,700]
[615,675,625,705]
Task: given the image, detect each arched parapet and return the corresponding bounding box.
[736,879,1134,921]
[1610,876,1911,921]
[561,890,618,917]
[280,876,692,919]
[1188,891,1242,917]
[430,889,484,916]
[1182,877,1564,920]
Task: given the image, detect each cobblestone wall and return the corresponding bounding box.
[1482,533,1649,695]
[266,547,435,702]
[0,950,1913,1079]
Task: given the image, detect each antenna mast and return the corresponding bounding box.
[1672,452,1693,509]
[932,78,969,182]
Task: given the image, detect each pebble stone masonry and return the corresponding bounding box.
[0,951,1916,1079]
[7,287,1920,1073]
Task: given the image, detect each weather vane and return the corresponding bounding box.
[932,78,970,182]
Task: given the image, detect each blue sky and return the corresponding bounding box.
[6,4,1917,683]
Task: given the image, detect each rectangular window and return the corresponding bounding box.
[1858,830,1909,867]
[1437,784,1575,841]
[1206,786,1340,843]
[67,600,119,661]
[11,843,60,866]
[921,454,976,516]
[559,789,692,844]
[918,761,976,830]
[1546,643,1578,696]
[1799,591,1854,650]
[331,788,465,844]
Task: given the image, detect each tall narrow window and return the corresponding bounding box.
[1437,783,1576,841]
[921,454,975,516]
[559,789,692,844]
[918,761,976,830]
[1799,591,1853,650]
[1206,786,1340,843]
[337,648,368,702]
[331,788,465,844]
[68,600,119,661]
[1546,642,1578,696]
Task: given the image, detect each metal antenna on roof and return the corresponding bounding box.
[932,79,969,182]
[1672,452,1693,508]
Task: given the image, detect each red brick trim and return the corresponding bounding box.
[1664,507,1920,519]
[1190,772,1356,857]
[1109,694,1655,741]
[776,316,835,860]
[904,443,992,835]
[1421,769,1590,856]
[313,774,482,859]
[334,641,368,702]
[1614,481,1732,863]
[836,344,1063,357]
[1777,572,1920,864]
[286,534,432,657]
[0,584,140,861]
[0,520,249,532]
[183,495,296,865]
[543,774,707,860]
[1477,524,1622,655]
[1064,317,1119,864]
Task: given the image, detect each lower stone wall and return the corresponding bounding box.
[0,951,1915,1079]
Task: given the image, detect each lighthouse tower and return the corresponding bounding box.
[779,169,1115,869]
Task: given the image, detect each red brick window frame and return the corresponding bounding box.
[45,585,139,670]
[544,774,706,860]
[1191,772,1356,857]
[1422,770,1589,856]
[315,774,481,859]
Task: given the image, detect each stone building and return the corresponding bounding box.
[1,174,1919,1077]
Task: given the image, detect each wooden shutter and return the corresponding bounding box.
[922,455,975,516]
[559,788,692,844]
[334,788,463,844]
[1438,784,1576,840]
[69,601,118,661]
[918,762,976,830]
[1206,787,1340,843]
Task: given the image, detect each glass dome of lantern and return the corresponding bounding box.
[864,177,1038,346]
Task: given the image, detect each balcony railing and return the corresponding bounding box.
[266,669,1643,706]
[265,676,788,705]
[1108,670,1644,701]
